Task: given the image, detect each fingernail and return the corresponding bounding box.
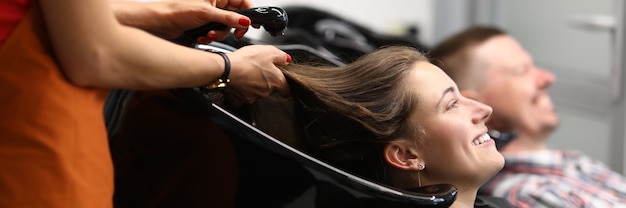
[286,54,292,63]
[238,17,251,26]
[197,36,207,44]
[207,33,217,41]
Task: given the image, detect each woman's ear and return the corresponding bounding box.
[384,142,423,171]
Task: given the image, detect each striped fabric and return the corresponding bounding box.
[480,150,626,208]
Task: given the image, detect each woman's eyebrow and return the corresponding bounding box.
[436,86,455,108]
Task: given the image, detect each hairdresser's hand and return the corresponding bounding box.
[224,45,292,107]
[205,0,255,40]
[111,0,253,40]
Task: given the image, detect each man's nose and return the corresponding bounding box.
[535,67,555,89]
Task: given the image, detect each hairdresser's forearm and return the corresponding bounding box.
[41,0,225,90]
[82,27,225,89]
[110,1,179,38]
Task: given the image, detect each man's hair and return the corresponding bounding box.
[428,26,506,90]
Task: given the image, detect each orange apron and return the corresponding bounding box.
[0,2,113,208]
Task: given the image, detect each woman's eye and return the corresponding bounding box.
[447,100,458,110]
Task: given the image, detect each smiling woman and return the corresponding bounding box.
[252,45,509,208]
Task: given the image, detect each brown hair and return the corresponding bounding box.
[428,26,505,90]
[274,45,429,184]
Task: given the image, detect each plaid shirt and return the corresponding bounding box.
[480,150,626,208]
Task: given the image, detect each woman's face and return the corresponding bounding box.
[407,62,504,188]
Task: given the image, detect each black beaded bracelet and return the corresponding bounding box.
[205,51,231,90]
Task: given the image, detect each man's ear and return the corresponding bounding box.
[460,89,483,102]
[384,142,423,171]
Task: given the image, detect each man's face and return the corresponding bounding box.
[473,35,559,138]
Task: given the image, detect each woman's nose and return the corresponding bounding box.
[470,98,493,124]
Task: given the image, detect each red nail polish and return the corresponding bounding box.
[196,36,207,44]
[286,54,292,63]
[238,17,251,26]
[207,33,217,41]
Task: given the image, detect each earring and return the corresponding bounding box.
[417,164,425,187]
